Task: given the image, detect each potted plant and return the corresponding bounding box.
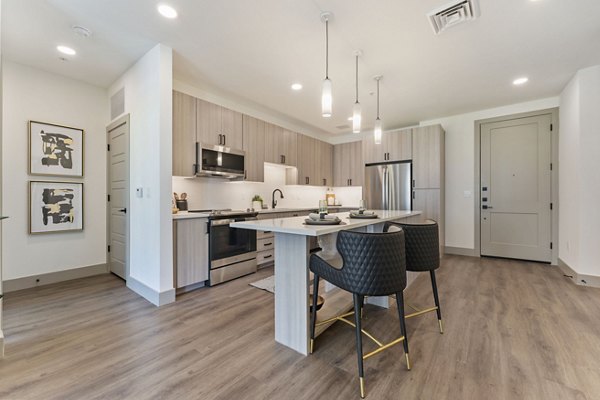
[252,195,263,211]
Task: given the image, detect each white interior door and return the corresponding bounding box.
[107,116,130,279]
[480,114,552,262]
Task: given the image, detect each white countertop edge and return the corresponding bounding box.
[231,210,422,236]
[172,206,358,220]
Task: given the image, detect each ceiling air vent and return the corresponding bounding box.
[427,0,480,35]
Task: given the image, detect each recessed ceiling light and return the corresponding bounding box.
[57,45,76,56]
[291,83,303,91]
[158,4,178,19]
[513,77,529,86]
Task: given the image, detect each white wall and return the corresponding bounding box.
[108,44,174,304]
[173,164,362,211]
[559,65,600,277]
[2,60,108,280]
[420,97,560,249]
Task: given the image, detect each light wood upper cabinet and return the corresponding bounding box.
[174,218,209,288]
[319,141,333,187]
[265,124,297,167]
[362,129,412,164]
[242,115,265,182]
[334,141,363,186]
[296,134,317,185]
[412,124,444,189]
[197,99,243,148]
[172,91,197,177]
[387,129,412,161]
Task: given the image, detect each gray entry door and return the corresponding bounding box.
[480,114,552,262]
[107,116,130,279]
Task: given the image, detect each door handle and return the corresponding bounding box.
[482,205,493,210]
[218,134,223,145]
[119,208,127,214]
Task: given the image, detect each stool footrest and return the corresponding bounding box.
[406,306,438,319]
[363,335,406,360]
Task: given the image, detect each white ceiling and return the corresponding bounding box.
[4,0,600,137]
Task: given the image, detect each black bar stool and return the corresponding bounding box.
[384,220,444,334]
[309,229,410,398]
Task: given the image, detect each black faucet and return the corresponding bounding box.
[272,189,284,209]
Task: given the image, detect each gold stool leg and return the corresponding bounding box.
[359,377,365,398]
[310,338,314,354]
[405,352,411,371]
[438,319,444,334]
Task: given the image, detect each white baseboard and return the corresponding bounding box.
[444,246,478,257]
[3,263,109,293]
[558,258,600,289]
[127,276,175,307]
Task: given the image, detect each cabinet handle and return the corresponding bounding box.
[305,177,309,185]
[263,254,273,259]
[218,134,223,145]
[223,134,227,146]
[323,179,326,186]
[412,191,415,199]
[244,170,247,180]
[349,179,352,186]
[347,179,350,186]
[283,155,286,164]
[194,142,199,175]
[280,155,285,164]
[264,242,273,246]
[413,179,415,187]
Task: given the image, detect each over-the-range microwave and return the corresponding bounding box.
[196,143,245,179]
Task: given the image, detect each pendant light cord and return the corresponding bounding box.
[376,78,380,119]
[355,55,359,103]
[325,20,329,79]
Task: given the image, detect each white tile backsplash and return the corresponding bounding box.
[173,164,362,210]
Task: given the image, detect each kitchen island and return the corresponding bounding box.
[231,209,422,355]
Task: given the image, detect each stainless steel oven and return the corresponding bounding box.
[208,211,258,286]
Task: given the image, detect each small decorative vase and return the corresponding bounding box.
[252,201,263,211]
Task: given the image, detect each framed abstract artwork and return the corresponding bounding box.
[29,181,84,234]
[29,121,84,177]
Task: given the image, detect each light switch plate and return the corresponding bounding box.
[136,187,143,198]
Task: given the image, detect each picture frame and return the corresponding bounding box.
[29,120,84,177]
[29,181,84,234]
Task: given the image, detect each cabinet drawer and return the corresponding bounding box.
[257,230,274,240]
[257,250,275,265]
[257,237,275,251]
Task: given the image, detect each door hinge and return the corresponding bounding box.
[107,144,110,151]
[550,242,553,250]
[108,245,111,253]
[107,194,111,202]
[550,124,553,131]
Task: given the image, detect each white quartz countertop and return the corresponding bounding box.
[172,206,357,220]
[172,211,210,220]
[231,210,421,236]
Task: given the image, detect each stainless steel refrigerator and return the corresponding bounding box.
[364,161,412,210]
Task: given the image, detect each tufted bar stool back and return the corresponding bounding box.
[309,229,410,398]
[384,220,444,334]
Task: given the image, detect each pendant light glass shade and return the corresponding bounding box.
[322,78,332,118]
[373,75,383,144]
[374,118,382,144]
[352,102,361,133]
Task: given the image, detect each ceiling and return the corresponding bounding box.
[4,0,600,137]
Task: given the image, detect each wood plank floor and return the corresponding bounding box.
[1,255,600,399]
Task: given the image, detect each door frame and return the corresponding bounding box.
[106,114,131,280]
[473,108,559,265]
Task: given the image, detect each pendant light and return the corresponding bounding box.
[321,12,333,118]
[374,75,383,144]
[352,51,362,133]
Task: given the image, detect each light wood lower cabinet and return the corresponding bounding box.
[173,218,209,289]
[412,188,445,253]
